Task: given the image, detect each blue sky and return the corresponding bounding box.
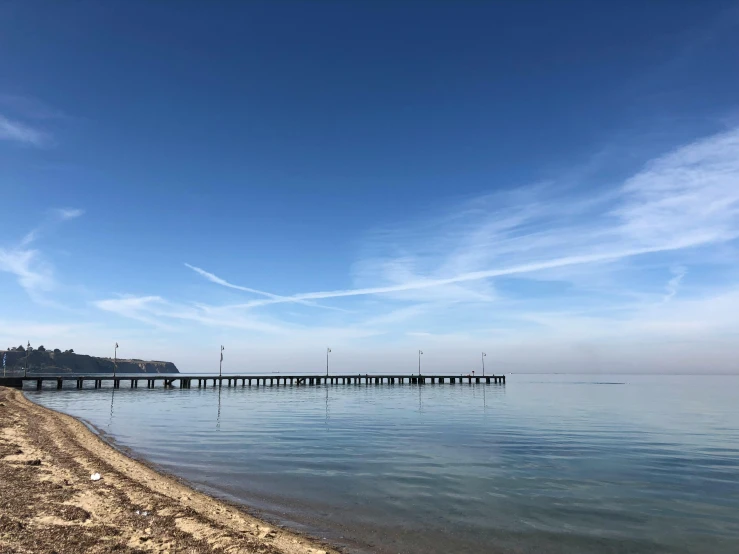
[2,1,739,373]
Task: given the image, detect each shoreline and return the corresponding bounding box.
[0,386,340,554]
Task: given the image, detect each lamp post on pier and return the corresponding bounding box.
[482,352,486,377]
[114,342,119,379]
[219,345,224,377]
[24,341,30,378]
[418,350,423,376]
[326,347,331,377]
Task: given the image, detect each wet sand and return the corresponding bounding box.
[0,387,340,554]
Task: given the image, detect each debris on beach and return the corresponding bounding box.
[0,387,340,554]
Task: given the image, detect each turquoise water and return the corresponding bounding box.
[28,374,739,553]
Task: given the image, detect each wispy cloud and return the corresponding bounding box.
[205,126,739,310]
[0,247,54,299]
[0,95,66,147]
[0,208,84,302]
[56,208,84,220]
[95,295,290,333]
[92,126,739,370]
[94,294,384,341]
[207,245,692,310]
[18,207,84,247]
[0,95,67,120]
[0,114,51,147]
[184,263,349,312]
[664,267,686,302]
[19,229,39,247]
[185,263,286,298]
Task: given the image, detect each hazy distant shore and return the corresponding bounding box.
[0,387,337,554]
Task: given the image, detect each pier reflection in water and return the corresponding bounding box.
[30,374,739,554]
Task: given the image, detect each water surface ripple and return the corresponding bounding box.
[29,374,739,553]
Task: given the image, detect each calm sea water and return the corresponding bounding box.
[28,374,739,553]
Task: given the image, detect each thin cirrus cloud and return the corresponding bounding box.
[663,267,687,303]
[0,114,51,147]
[205,126,739,310]
[94,295,290,334]
[0,248,54,296]
[94,126,739,350]
[0,94,68,120]
[93,295,387,341]
[184,263,349,312]
[56,208,85,220]
[0,208,84,302]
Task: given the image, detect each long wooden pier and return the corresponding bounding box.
[1,373,505,390]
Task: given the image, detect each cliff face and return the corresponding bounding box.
[0,350,179,374]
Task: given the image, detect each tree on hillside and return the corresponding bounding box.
[53,349,61,355]
[17,345,25,352]
[64,349,74,354]
[38,345,46,352]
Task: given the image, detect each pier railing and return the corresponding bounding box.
[1,373,506,390]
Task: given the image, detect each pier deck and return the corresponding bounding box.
[0,373,505,390]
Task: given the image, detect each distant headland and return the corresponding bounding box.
[1,345,179,374]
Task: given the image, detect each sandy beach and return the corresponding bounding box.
[0,387,340,554]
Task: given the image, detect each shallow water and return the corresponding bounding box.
[29,374,739,553]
